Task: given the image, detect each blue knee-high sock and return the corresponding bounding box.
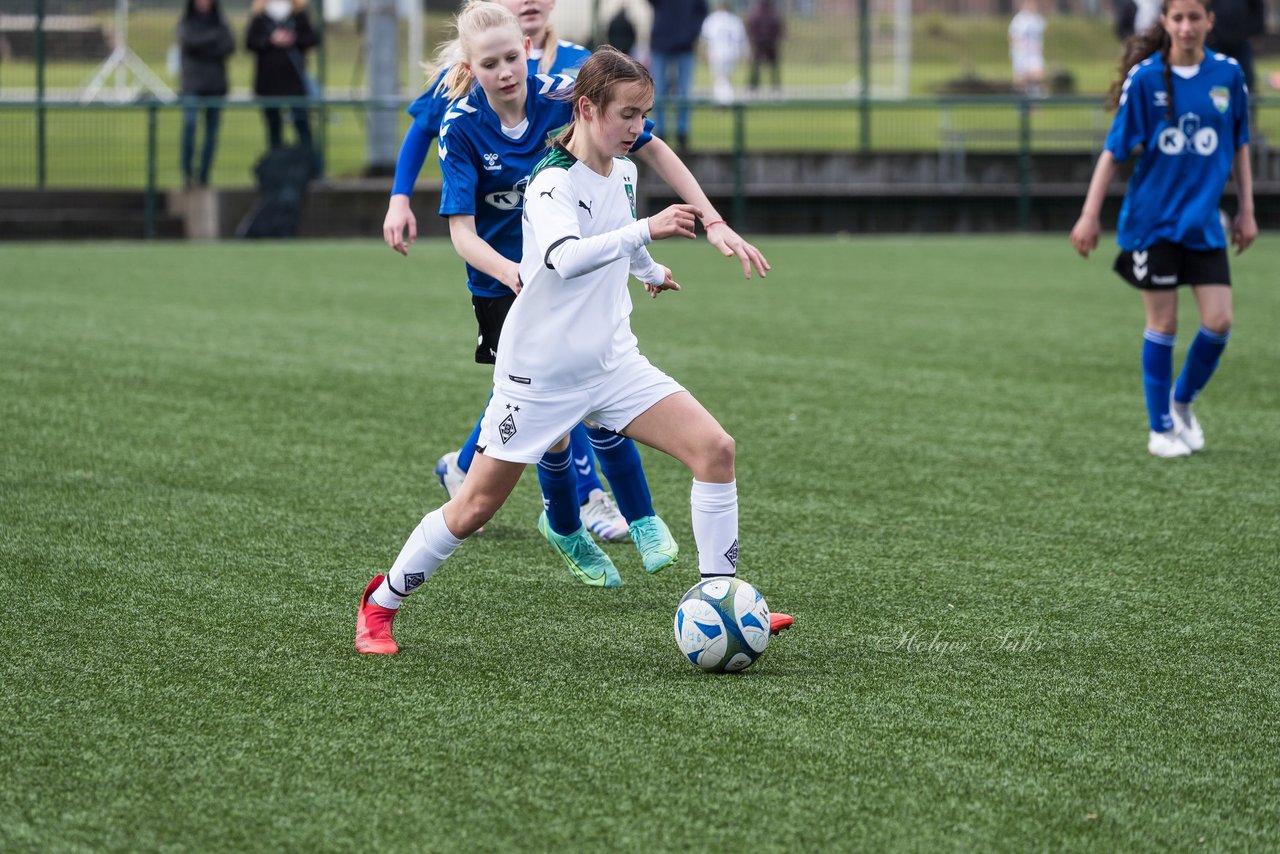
[588,427,654,522]
[456,394,491,472]
[568,424,605,504]
[1174,326,1230,405]
[1142,329,1176,433]
[537,446,581,536]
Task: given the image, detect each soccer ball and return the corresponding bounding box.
[673,577,771,673]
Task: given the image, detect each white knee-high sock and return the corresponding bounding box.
[690,479,738,578]
[371,509,463,609]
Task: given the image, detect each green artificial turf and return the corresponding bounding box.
[1,237,1277,851]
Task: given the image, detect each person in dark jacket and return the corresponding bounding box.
[246,0,319,162]
[647,0,708,150]
[747,0,784,93]
[1205,0,1266,92]
[178,0,234,187]
[605,6,637,56]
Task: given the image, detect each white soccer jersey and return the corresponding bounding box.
[498,144,665,392]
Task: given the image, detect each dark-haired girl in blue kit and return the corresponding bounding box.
[1071,0,1256,458]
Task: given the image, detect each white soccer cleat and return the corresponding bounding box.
[579,488,629,542]
[434,451,467,498]
[1171,403,1205,452]
[1148,429,1192,458]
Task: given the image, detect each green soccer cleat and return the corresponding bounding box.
[538,512,622,588]
[628,515,679,574]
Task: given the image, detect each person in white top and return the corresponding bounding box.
[1008,0,1047,97]
[701,0,748,104]
[355,46,793,655]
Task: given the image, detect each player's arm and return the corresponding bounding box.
[1231,143,1257,254]
[633,135,770,279]
[447,215,522,294]
[1070,150,1118,258]
[383,123,437,255]
[525,171,698,279]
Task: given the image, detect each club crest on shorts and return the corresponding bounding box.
[499,414,518,444]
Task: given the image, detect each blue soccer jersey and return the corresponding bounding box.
[406,41,591,139]
[438,74,653,298]
[1105,52,1250,251]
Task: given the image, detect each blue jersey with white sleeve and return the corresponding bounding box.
[1105,52,1249,251]
[438,74,653,298]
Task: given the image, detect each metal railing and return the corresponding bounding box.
[3,93,1273,234]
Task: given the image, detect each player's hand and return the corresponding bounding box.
[383,195,416,256]
[503,264,523,295]
[648,204,700,241]
[705,221,770,279]
[644,266,681,298]
[1232,210,1258,254]
[1070,214,1100,258]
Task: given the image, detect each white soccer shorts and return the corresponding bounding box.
[478,352,686,465]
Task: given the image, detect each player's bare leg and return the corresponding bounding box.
[625,392,793,634]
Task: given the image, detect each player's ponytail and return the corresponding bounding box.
[1107,24,1170,111]
[423,0,523,102]
[552,46,652,147]
[540,24,559,74]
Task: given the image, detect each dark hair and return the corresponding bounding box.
[1106,0,1213,119]
[556,46,654,146]
[184,0,223,22]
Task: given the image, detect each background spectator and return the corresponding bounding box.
[1008,0,1046,97]
[605,5,637,57]
[246,0,319,170]
[647,0,708,151]
[177,0,234,188]
[702,0,748,104]
[747,0,784,95]
[1205,0,1266,92]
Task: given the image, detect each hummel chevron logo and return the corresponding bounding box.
[535,74,575,95]
[1133,249,1148,280]
[579,199,593,217]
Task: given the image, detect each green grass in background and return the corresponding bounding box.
[2,237,1277,850]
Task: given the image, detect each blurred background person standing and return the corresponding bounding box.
[747,0,784,95]
[605,4,638,57]
[1008,0,1046,97]
[647,0,708,151]
[177,0,234,188]
[246,0,319,168]
[702,0,748,104]
[1205,0,1266,92]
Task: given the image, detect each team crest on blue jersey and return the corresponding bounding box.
[624,181,636,218]
[1211,86,1230,113]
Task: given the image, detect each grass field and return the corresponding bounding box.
[2,236,1278,851]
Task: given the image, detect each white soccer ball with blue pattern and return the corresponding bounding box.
[673,578,771,672]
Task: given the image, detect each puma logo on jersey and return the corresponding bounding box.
[579,200,593,217]
[540,188,555,198]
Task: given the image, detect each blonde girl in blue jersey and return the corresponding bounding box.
[355,46,791,655]
[1070,0,1256,457]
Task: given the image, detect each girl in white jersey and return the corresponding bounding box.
[1070,0,1255,458]
[356,47,793,655]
